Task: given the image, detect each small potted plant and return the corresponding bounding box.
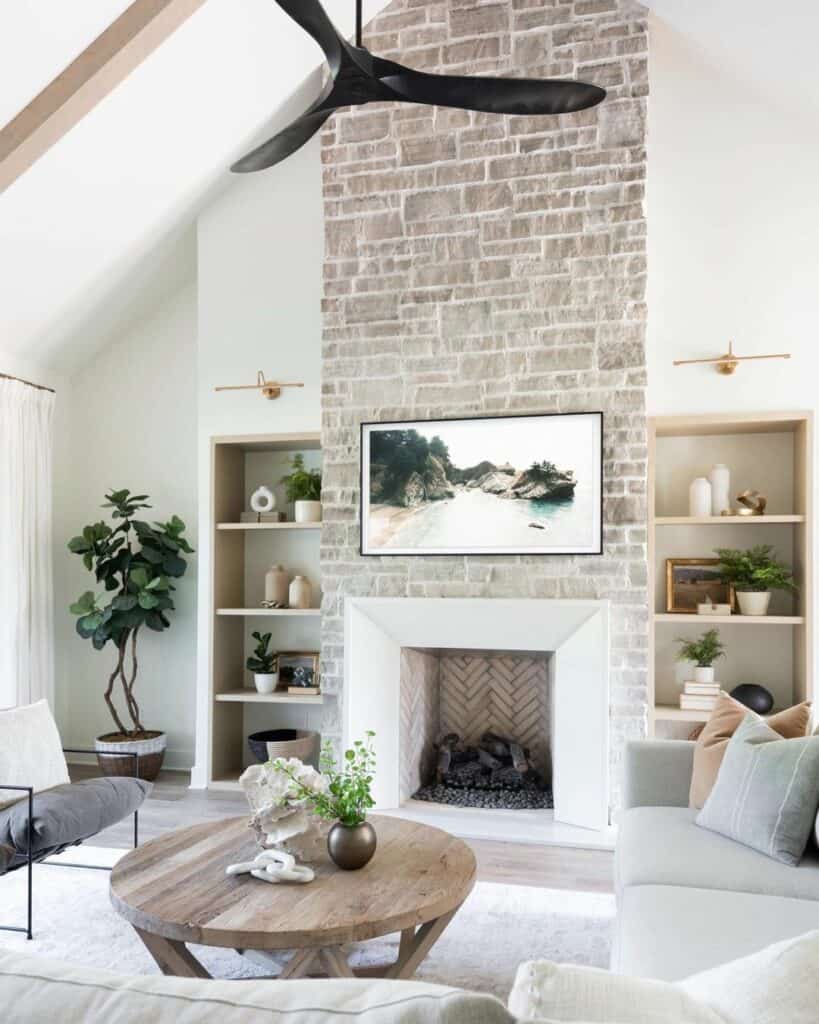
[280,453,322,523]
[277,732,377,870]
[715,545,797,616]
[68,489,194,780]
[247,631,279,694]
[676,628,726,683]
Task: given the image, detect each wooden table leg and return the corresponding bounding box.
[134,927,211,978]
[280,949,321,979]
[386,908,457,980]
[320,946,355,978]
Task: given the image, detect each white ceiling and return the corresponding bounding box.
[0,0,390,373]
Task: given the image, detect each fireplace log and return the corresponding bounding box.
[477,748,502,771]
[509,742,529,775]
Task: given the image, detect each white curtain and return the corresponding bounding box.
[0,378,55,708]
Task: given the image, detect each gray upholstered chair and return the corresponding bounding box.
[0,701,150,939]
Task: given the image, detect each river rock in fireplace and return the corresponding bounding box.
[413,732,553,811]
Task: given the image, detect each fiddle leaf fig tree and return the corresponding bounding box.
[68,489,194,738]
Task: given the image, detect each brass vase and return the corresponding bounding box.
[327,820,377,870]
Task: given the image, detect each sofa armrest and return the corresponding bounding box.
[622,740,695,810]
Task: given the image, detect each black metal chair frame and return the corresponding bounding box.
[0,748,140,940]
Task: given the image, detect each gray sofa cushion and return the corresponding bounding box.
[613,884,819,981]
[0,777,150,872]
[617,805,819,902]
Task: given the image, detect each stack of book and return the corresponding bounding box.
[679,681,721,712]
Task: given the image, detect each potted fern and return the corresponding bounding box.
[68,489,194,779]
[247,631,279,694]
[280,453,322,523]
[676,628,726,684]
[715,545,797,616]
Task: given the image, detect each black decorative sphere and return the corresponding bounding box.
[730,684,774,715]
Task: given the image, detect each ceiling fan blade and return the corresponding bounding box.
[231,106,334,173]
[274,0,347,74]
[380,70,605,116]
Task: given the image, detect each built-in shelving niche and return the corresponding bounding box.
[209,433,323,788]
[648,413,813,735]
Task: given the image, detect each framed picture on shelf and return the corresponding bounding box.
[666,558,735,614]
[360,411,603,556]
[278,651,320,694]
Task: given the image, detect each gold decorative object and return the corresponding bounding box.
[736,490,767,516]
[215,370,304,400]
[673,341,791,375]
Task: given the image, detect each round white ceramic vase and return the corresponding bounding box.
[689,477,712,518]
[295,500,322,523]
[737,591,772,616]
[694,666,715,684]
[708,464,731,516]
[265,565,291,606]
[288,575,312,610]
[254,672,279,694]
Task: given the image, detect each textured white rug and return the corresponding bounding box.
[0,848,615,1000]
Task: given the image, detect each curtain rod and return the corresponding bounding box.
[0,371,56,394]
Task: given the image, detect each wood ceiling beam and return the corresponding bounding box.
[0,0,207,194]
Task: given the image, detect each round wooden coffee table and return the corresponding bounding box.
[110,814,476,980]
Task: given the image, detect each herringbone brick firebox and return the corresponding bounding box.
[399,647,551,805]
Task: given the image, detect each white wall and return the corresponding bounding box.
[56,284,199,767]
[193,135,324,785]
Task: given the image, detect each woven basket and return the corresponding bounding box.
[95,732,167,781]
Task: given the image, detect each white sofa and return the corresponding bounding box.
[613,739,819,980]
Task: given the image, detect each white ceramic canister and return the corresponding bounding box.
[265,565,291,607]
[689,477,712,518]
[708,464,731,516]
[288,575,313,610]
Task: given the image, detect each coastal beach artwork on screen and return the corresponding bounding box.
[360,412,603,556]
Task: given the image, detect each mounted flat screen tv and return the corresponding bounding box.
[360,411,603,556]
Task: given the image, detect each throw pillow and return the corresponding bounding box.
[0,701,70,809]
[508,931,819,1024]
[696,714,819,864]
[689,693,810,809]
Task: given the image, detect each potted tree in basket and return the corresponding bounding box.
[676,628,726,684]
[280,453,322,523]
[68,489,194,780]
[715,545,797,616]
[247,631,279,694]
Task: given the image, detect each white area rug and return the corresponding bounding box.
[0,848,615,1000]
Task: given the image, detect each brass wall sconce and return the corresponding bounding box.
[214,371,304,400]
[673,341,791,375]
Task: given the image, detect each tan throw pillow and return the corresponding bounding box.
[689,693,811,809]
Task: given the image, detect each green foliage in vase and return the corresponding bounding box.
[277,732,376,826]
[67,489,194,737]
[676,628,726,668]
[246,631,278,674]
[280,453,321,503]
[715,545,797,593]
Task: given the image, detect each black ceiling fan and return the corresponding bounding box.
[231,0,606,173]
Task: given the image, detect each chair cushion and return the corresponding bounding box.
[616,806,819,902]
[0,777,150,871]
[0,700,70,809]
[613,884,819,980]
[0,952,514,1024]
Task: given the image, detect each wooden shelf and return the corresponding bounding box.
[654,704,711,723]
[215,688,323,705]
[655,613,804,625]
[655,515,804,526]
[216,521,322,531]
[216,608,321,617]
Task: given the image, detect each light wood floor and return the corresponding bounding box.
[71,766,614,894]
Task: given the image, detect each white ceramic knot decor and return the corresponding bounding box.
[250,485,276,514]
[226,848,314,885]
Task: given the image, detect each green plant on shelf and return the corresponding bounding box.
[280,453,321,503]
[676,628,726,668]
[714,545,797,594]
[246,631,278,674]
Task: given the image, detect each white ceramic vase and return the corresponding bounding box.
[708,464,731,516]
[694,666,715,684]
[737,591,772,616]
[253,672,279,694]
[295,500,322,523]
[689,477,712,517]
[265,564,291,606]
[288,575,312,610]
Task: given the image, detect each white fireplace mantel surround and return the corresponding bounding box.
[344,597,610,832]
